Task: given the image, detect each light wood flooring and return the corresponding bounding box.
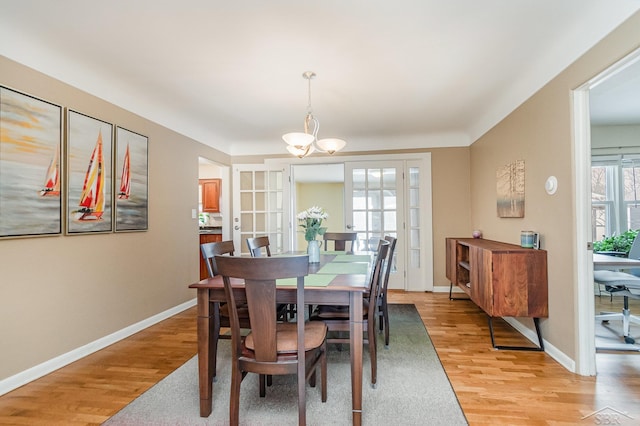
[0,292,638,425]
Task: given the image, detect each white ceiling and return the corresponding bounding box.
[2,1,639,156]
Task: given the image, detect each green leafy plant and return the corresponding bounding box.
[593,229,639,254]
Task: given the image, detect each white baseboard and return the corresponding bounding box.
[433,285,463,293]
[0,298,197,397]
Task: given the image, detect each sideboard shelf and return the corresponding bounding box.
[445,237,548,351]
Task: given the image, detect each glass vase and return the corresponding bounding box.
[307,239,321,264]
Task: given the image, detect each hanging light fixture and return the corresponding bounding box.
[282,71,346,158]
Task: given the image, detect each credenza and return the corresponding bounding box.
[445,237,548,350]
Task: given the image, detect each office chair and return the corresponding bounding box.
[593,270,640,344]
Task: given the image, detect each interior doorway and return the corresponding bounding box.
[574,48,640,375]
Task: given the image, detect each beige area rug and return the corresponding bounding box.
[104,304,467,425]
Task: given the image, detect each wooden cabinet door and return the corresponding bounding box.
[201,179,221,213]
[199,233,223,279]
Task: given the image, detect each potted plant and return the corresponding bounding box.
[593,229,639,255]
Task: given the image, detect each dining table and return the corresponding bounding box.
[188,251,373,426]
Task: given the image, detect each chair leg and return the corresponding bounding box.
[297,364,306,426]
[368,325,377,388]
[321,343,327,402]
[229,364,241,426]
[259,374,266,397]
[382,299,390,348]
[212,304,221,380]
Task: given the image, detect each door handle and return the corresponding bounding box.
[234,225,240,230]
[346,224,352,229]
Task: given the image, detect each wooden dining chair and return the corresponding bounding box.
[377,235,397,348]
[215,255,328,426]
[246,236,271,257]
[310,239,390,387]
[200,241,250,380]
[323,232,358,253]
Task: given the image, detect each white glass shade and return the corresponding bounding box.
[282,132,314,147]
[316,138,346,154]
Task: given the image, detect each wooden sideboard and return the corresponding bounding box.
[445,237,548,350]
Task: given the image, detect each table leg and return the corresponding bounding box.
[350,292,363,426]
[196,289,214,417]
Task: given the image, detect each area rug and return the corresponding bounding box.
[104,304,467,425]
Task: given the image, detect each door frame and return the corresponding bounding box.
[573,47,640,376]
[266,152,433,291]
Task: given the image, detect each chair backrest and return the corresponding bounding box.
[369,239,390,301]
[200,240,235,277]
[246,236,271,257]
[380,235,397,296]
[626,233,640,276]
[323,232,358,253]
[215,255,309,362]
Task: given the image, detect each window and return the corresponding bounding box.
[591,155,640,240]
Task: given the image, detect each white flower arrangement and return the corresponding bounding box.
[297,206,328,241]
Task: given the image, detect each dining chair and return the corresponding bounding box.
[377,235,398,348]
[246,236,271,257]
[323,232,358,253]
[200,240,250,380]
[215,255,328,426]
[246,235,300,320]
[310,239,390,387]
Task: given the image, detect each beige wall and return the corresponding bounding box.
[295,182,345,249]
[0,56,229,380]
[468,11,640,358]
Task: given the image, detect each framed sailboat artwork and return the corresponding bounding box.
[0,86,63,238]
[115,126,148,232]
[66,110,113,234]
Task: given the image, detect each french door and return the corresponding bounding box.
[345,161,403,290]
[232,164,290,255]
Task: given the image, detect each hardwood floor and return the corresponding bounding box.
[0,292,638,425]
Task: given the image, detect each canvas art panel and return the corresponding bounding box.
[66,110,113,234]
[0,86,63,238]
[497,159,525,218]
[115,126,148,232]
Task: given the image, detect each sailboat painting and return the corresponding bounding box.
[66,110,112,234]
[115,127,148,232]
[0,86,63,238]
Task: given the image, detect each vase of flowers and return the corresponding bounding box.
[297,206,328,263]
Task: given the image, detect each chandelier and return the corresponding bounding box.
[282,71,346,158]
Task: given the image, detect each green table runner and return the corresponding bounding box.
[316,262,368,275]
[276,274,336,287]
[332,254,371,262]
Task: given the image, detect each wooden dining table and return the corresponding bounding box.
[188,252,372,426]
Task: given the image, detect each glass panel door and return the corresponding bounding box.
[232,164,289,255]
[345,161,405,289]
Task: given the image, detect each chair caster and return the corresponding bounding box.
[213,376,217,383]
[371,383,377,389]
[384,344,389,350]
[624,336,636,344]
